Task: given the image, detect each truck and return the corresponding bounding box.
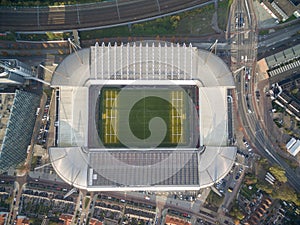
[35,107,40,116]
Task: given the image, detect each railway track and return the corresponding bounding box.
[0,0,211,32]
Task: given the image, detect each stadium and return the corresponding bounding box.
[50,41,236,191]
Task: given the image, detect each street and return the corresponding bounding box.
[230,0,300,193]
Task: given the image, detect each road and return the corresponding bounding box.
[230,0,300,193]
[258,24,300,48]
[100,191,222,224]
[0,0,212,32]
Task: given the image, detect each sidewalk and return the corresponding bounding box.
[253,59,297,163]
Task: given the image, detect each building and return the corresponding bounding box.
[165,215,191,225]
[271,1,290,21]
[0,213,30,225]
[0,59,35,85]
[265,44,300,80]
[59,214,72,225]
[49,41,237,191]
[0,212,8,225]
[0,90,41,172]
[286,137,300,156]
[89,218,103,225]
[0,59,49,87]
[59,214,103,225]
[262,0,300,21]
[15,216,30,225]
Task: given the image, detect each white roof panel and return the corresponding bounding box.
[199,87,228,146]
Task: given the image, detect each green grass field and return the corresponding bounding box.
[98,87,190,147]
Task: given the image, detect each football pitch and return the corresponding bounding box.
[98,87,190,147]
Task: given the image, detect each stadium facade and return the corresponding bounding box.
[50,41,237,191]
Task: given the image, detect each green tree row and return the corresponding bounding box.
[257,181,300,206]
[254,163,300,206]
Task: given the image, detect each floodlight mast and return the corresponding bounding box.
[39,64,69,80]
[211,185,222,197]
[33,153,78,198]
[233,66,245,78]
[209,39,218,55]
[72,30,81,48]
[63,187,78,199]
[205,39,218,64]
[34,154,67,171]
[233,66,245,74]
[25,76,50,86]
[68,38,83,64]
[220,66,245,79]
[68,37,81,50]
[34,162,53,171]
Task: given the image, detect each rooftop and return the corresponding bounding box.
[0,90,40,172]
[265,44,300,69]
[287,139,300,156]
[0,93,15,150]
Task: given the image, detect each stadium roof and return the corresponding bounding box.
[52,42,235,87]
[50,41,236,191]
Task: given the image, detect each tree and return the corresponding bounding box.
[271,183,300,206]
[229,203,245,221]
[236,210,245,220]
[170,15,181,29]
[244,173,257,185]
[5,196,12,205]
[258,158,269,169]
[49,222,60,225]
[256,182,273,194]
[269,165,287,183]
[291,88,299,96]
[34,1,41,6]
[1,0,8,5]
[234,219,240,225]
